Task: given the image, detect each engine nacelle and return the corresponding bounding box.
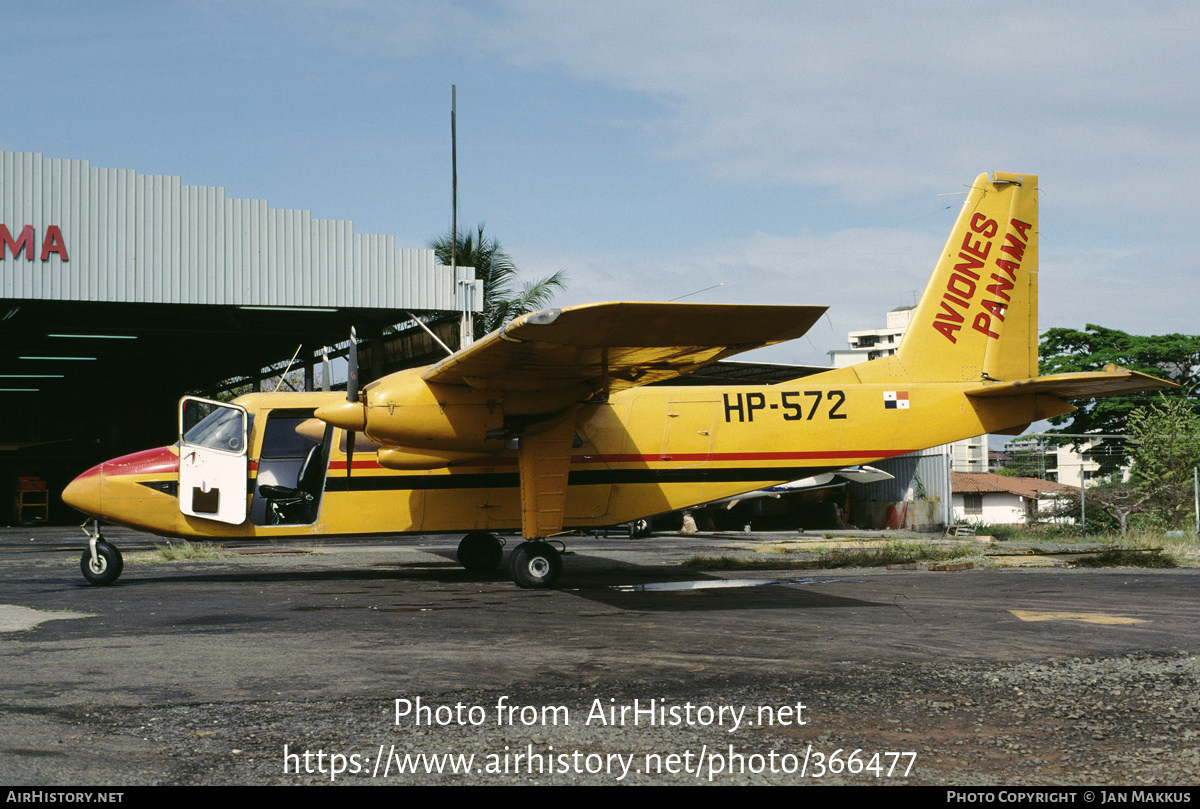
[359,368,503,452]
[315,367,594,456]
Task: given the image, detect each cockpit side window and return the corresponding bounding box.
[181,400,250,454]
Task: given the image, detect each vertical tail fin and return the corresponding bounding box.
[882,172,1038,383]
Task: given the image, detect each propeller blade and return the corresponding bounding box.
[346,328,359,479]
[313,329,366,481]
[347,327,359,403]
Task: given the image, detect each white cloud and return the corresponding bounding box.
[261,1,1200,245]
[104,1,1200,344]
[477,1,1200,230]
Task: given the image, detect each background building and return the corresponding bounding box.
[997,437,1130,488]
[828,305,913,367]
[951,472,1078,524]
[1,151,481,523]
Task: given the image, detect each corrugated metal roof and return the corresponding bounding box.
[0,151,481,311]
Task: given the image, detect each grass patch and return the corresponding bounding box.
[683,541,981,571]
[817,544,980,568]
[152,540,231,562]
[1110,529,1196,562]
[1001,524,1095,543]
[682,555,820,571]
[962,525,1200,567]
[956,522,1017,542]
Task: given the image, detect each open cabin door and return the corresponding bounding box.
[178,396,249,525]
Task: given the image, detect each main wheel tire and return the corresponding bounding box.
[507,541,562,589]
[80,540,123,586]
[457,531,504,572]
[629,517,653,538]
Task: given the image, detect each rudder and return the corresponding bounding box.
[887,172,1038,383]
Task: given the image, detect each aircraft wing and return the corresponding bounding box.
[964,366,1177,399]
[422,302,827,394]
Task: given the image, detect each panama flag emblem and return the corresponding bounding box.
[883,391,910,409]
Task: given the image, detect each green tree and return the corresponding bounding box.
[1038,325,1200,474]
[1126,395,1200,530]
[432,223,567,340]
[1042,484,1123,534]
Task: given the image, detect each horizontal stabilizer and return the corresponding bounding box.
[424,301,826,393]
[964,365,1177,400]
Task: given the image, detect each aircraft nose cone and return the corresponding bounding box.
[314,400,367,431]
[62,464,103,516]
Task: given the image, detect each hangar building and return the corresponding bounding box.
[1,151,481,523]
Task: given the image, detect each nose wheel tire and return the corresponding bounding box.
[457,531,504,572]
[80,539,123,586]
[507,541,562,589]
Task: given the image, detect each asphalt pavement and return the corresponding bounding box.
[2,526,1198,786]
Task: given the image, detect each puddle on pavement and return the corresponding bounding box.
[601,577,856,592]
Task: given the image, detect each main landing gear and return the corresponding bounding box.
[456,532,564,589]
[80,521,123,586]
[456,531,505,572]
[507,541,563,589]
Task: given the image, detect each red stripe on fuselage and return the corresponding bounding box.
[566,450,915,464]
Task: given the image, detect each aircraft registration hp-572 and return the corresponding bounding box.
[62,172,1173,588]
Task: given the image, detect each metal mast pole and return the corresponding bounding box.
[451,86,472,348]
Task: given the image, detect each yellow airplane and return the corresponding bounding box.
[62,172,1173,588]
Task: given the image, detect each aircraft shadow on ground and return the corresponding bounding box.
[564,582,880,612]
[84,551,884,613]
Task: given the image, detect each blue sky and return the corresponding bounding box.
[5,1,1198,366]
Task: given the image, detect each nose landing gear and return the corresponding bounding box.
[80,521,123,586]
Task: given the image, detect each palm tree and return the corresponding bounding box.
[431,223,567,339]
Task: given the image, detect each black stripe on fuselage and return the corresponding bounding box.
[133,466,839,497]
[322,465,836,492]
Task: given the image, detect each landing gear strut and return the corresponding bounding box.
[80,520,123,586]
[456,531,505,572]
[507,540,563,589]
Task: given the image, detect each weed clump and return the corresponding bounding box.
[154,540,229,562]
